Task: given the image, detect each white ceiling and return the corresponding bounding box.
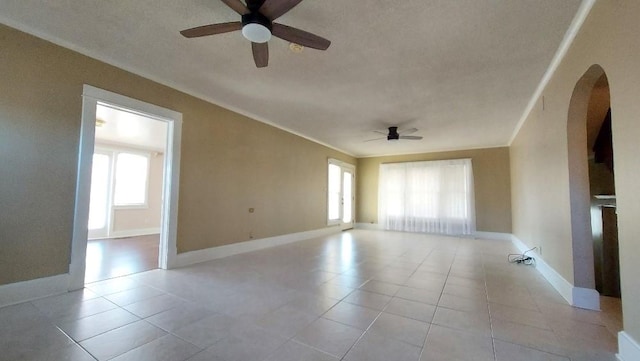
[95,104,168,152]
[0,0,583,157]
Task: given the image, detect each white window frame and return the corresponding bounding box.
[93,146,152,210]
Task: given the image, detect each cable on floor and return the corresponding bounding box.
[508,247,536,266]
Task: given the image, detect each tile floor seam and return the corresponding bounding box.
[81,321,168,361]
[482,259,498,361]
[416,320,435,361]
[493,339,572,361]
[51,323,99,361]
[62,306,142,343]
[489,307,580,358]
[288,336,348,360]
[338,304,387,360]
[417,243,455,361]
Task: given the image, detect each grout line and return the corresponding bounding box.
[482,250,498,361]
[416,245,453,361]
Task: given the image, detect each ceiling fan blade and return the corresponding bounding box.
[259,0,303,20]
[272,23,330,50]
[399,135,423,140]
[364,137,386,142]
[220,0,249,15]
[400,128,418,135]
[372,130,389,135]
[252,42,269,68]
[180,22,242,38]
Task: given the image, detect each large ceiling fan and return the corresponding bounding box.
[180,0,331,68]
[366,127,423,142]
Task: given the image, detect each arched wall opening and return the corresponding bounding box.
[567,64,618,304]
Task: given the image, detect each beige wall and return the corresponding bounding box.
[357,147,512,233]
[0,24,354,285]
[510,0,640,342]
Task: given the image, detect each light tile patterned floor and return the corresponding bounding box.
[0,230,621,361]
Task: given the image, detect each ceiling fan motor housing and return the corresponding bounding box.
[388,126,400,140]
[241,12,273,43]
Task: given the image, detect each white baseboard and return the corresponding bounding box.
[0,274,69,308]
[174,227,341,268]
[511,235,600,310]
[618,331,640,361]
[355,223,383,230]
[571,286,600,310]
[473,231,513,242]
[102,228,161,239]
[358,227,513,241]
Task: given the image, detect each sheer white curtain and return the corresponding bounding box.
[378,159,476,235]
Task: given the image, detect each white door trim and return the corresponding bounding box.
[86,149,114,240]
[69,85,182,290]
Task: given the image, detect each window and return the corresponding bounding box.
[113,152,149,206]
[378,159,475,235]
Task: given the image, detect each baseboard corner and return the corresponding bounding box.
[617,331,640,361]
[511,235,599,310]
[572,286,600,310]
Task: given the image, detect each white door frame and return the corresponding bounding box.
[86,149,114,240]
[69,85,182,290]
[327,159,356,230]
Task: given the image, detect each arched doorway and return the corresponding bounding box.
[567,65,620,308]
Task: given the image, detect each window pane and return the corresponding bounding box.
[88,153,110,230]
[328,164,341,220]
[114,153,148,206]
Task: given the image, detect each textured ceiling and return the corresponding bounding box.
[0,0,583,157]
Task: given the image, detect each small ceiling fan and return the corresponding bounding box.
[366,127,423,142]
[180,0,331,68]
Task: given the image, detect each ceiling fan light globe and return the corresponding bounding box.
[242,23,271,43]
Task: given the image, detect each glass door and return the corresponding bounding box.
[341,167,355,230]
[327,160,355,230]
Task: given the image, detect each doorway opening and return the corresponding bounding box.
[328,159,356,230]
[584,76,620,298]
[85,104,168,283]
[69,85,182,289]
[567,65,621,320]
